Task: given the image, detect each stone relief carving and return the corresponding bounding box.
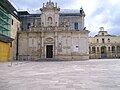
[45,37,54,43]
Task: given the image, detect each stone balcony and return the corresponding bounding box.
[18,26,89,34]
[29,26,71,32]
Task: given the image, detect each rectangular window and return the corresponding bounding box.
[27,23,31,29]
[74,22,78,30]
[74,46,79,52]
[102,38,105,43]
[12,19,13,25]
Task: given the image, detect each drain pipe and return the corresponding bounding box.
[16,30,19,60]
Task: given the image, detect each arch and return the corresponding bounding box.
[101,46,106,54]
[97,39,99,43]
[102,38,105,43]
[108,47,110,52]
[117,46,120,53]
[112,46,115,53]
[89,47,91,53]
[102,32,104,36]
[108,38,110,42]
[101,46,107,58]
[92,46,96,53]
[97,47,99,52]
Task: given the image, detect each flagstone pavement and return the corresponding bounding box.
[0,59,120,90]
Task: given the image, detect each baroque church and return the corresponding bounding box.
[18,0,89,60]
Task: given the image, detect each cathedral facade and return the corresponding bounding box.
[18,0,89,60]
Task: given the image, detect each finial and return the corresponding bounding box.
[80,6,83,10]
[43,3,45,7]
[80,7,83,14]
[55,3,57,7]
[49,0,51,2]
[100,27,104,31]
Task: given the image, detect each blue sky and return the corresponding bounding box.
[9,0,120,36]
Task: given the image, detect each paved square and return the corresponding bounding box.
[0,59,120,90]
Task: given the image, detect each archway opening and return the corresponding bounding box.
[101,46,107,58]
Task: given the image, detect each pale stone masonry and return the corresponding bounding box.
[18,0,89,60]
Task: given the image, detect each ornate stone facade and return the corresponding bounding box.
[89,27,120,59]
[18,0,89,60]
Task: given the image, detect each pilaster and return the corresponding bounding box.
[41,32,44,58]
[55,31,58,57]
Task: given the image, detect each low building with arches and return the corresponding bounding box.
[89,27,120,59]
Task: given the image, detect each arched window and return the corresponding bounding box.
[97,39,99,43]
[92,47,96,53]
[117,46,120,53]
[48,17,52,25]
[112,46,115,53]
[108,38,110,42]
[89,47,91,53]
[108,47,110,51]
[102,32,104,36]
[102,38,105,43]
[97,47,99,52]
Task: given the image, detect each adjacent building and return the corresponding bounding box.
[18,0,89,60]
[0,0,20,62]
[89,27,120,59]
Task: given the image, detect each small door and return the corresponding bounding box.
[46,45,53,58]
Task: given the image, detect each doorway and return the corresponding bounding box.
[101,46,107,58]
[46,45,53,58]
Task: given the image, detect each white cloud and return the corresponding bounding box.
[110,0,120,5]
[9,0,120,36]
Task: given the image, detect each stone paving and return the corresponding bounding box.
[0,59,120,90]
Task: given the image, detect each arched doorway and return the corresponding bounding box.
[101,46,107,58]
[112,46,115,53]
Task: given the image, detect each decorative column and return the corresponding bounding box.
[27,33,29,60]
[55,31,58,58]
[109,46,112,58]
[89,46,92,54]
[115,46,117,58]
[41,32,44,58]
